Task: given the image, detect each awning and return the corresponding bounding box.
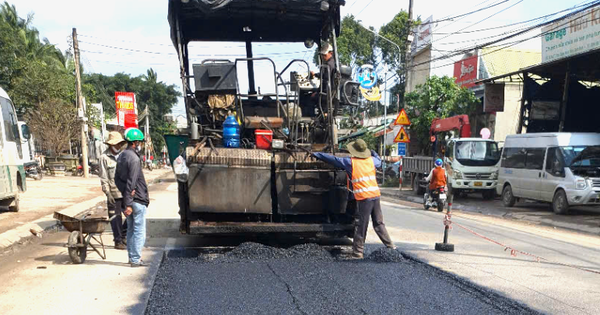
[477,48,600,83]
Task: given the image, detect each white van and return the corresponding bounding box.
[0,87,25,212]
[497,133,600,214]
[444,138,501,200]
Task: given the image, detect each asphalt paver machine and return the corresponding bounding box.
[167,0,361,236]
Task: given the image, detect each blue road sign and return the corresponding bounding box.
[397,143,406,157]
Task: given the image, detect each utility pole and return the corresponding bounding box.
[72,28,89,178]
[381,70,388,185]
[145,106,150,162]
[404,0,414,101]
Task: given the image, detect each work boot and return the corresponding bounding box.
[115,242,126,250]
[386,245,397,250]
[351,252,364,259]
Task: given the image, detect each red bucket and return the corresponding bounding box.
[255,129,273,149]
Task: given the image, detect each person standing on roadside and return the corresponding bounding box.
[115,128,150,267]
[312,139,396,259]
[99,131,127,250]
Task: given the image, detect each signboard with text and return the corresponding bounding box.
[397,143,406,157]
[115,92,138,129]
[542,5,600,63]
[411,15,433,56]
[453,54,478,88]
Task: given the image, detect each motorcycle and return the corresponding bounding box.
[75,162,100,177]
[424,186,447,212]
[24,161,43,180]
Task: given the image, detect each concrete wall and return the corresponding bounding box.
[408,48,431,93]
[493,83,523,143]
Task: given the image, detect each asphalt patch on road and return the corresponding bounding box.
[146,242,540,315]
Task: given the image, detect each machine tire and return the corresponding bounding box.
[423,197,430,210]
[502,185,516,207]
[68,231,87,264]
[7,193,19,212]
[413,175,425,195]
[435,243,454,252]
[552,190,569,215]
[437,201,444,212]
[482,189,495,200]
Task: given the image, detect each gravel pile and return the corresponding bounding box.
[285,243,333,261]
[206,242,334,263]
[367,247,405,263]
[224,242,286,260]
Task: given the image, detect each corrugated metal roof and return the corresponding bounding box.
[481,47,541,80]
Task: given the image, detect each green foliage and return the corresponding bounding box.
[10,60,74,115]
[357,132,379,153]
[336,15,377,68]
[404,76,479,153]
[0,1,80,154]
[378,11,411,72]
[84,68,181,151]
[1,3,178,155]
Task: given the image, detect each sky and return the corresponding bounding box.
[11,0,587,116]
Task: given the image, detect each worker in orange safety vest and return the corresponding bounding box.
[312,139,396,259]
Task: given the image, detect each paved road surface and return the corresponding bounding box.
[382,187,600,235]
[0,177,598,314]
[377,196,600,315]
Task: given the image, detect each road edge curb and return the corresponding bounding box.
[0,169,173,252]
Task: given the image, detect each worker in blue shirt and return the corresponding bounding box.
[313,139,395,258]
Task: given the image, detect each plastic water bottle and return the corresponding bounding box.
[223,115,240,148]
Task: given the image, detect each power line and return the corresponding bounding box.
[407,0,600,71]
[416,7,600,73]
[433,0,525,45]
[426,0,510,26]
[433,0,597,35]
[434,0,495,24]
[80,33,307,48]
[356,0,375,17]
[433,0,502,35]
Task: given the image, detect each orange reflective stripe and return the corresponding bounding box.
[351,157,381,200]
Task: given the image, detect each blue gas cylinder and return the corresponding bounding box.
[223,115,240,148]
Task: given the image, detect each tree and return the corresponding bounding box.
[404,76,479,153]
[336,15,377,68]
[10,59,74,115]
[1,2,70,113]
[377,11,417,113]
[84,69,180,151]
[26,98,79,158]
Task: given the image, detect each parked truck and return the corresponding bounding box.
[167,0,362,236]
[404,115,502,199]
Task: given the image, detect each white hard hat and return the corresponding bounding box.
[319,43,333,55]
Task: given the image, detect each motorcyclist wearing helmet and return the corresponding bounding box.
[426,158,447,193]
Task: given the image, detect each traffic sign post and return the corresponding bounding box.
[393,127,410,143]
[393,109,411,126]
